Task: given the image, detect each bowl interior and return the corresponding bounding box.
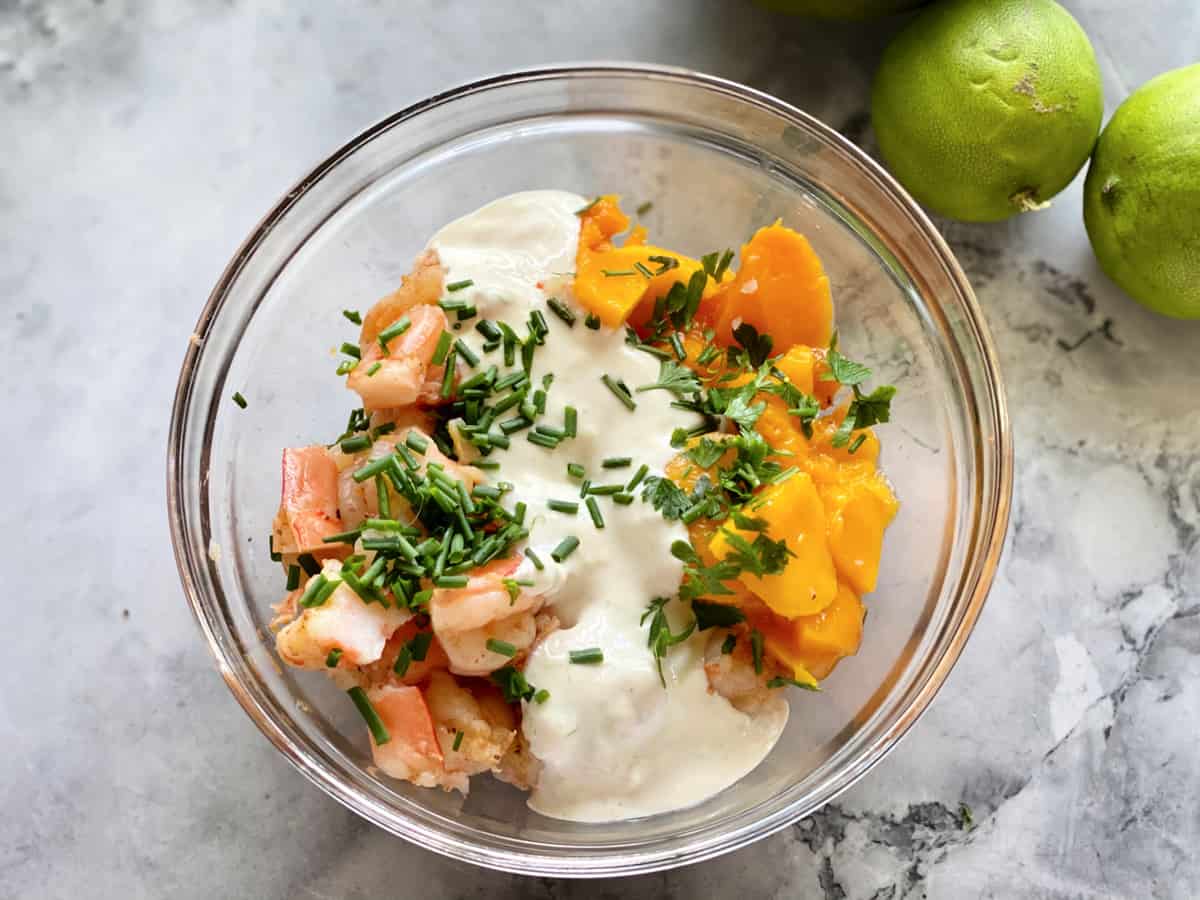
[172,67,1007,876]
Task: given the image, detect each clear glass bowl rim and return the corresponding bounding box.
[167,63,1013,877]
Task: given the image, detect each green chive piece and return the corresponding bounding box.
[325,647,343,667]
[475,319,502,342]
[585,313,601,330]
[587,484,624,496]
[499,415,533,435]
[613,492,635,505]
[636,201,653,216]
[546,297,576,326]
[434,575,469,588]
[405,431,429,453]
[343,309,362,325]
[455,339,480,368]
[626,464,649,491]
[551,535,580,562]
[347,686,390,745]
[452,729,464,751]
[669,332,686,360]
[848,433,867,454]
[446,279,474,292]
[586,496,605,529]
[335,359,357,376]
[563,406,578,438]
[579,478,591,498]
[409,631,433,662]
[548,499,578,514]
[721,634,737,655]
[486,638,518,658]
[269,534,282,562]
[321,528,362,545]
[377,315,412,349]
[567,462,585,479]
[393,644,413,677]
[525,547,545,570]
[431,330,453,366]
[569,647,604,665]
[299,574,331,608]
[366,362,382,376]
[533,688,550,704]
[513,501,527,524]
[339,434,372,453]
[601,457,632,469]
[232,392,247,409]
[601,374,637,410]
[352,457,392,483]
[286,565,300,590]
[297,553,320,576]
[440,349,457,398]
[340,342,361,359]
[601,269,637,277]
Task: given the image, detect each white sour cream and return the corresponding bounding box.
[429,191,787,822]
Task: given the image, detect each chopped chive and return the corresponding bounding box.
[494,370,527,392]
[475,319,502,341]
[634,261,654,279]
[499,415,532,435]
[601,374,637,411]
[530,309,549,338]
[585,496,605,529]
[434,575,469,588]
[366,362,382,376]
[440,349,457,398]
[347,686,390,745]
[269,534,282,562]
[446,279,474,292]
[636,201,654,215]
[579,478,591,498]
[569,647,604,665]
[472,485,502,500]
[563,406,578,438]
[378,315,412,348]
[409,631,433,662]
[454,339,480,368]
[697,343,721,366]
[585,313,601,330]
[525,547,545,570]
[587,484,624,496]
[375,478,391,518]
[452,729,464,751]
[626,464,649,491]
[551,535,580,562]
[343,309,362,325]
[299,574,331,608]
[601,456,632,469]
[405,432,429,453]
[340,434,372,453]
[534,424,567,439]
[613,492,635,505]
[547,499,578,514]
[393,644,413,677]
[325,647,343,667]
[335,359,357,376]
[513,500,527,524]
[602,269,637,277]
[533,688,550,704]
[488,432,511,449]
[297,553,320,576]
[431,331,453,366]
[567,462,586,479]
[474,460,501,470]
[721,634,737,655]
[340,342,361,359]
[669,332,686,360]
[848,433,867,454]
[321,528,362,545]
[352,456,392,483]
[486,638,518,658]
[286,564,300,590]
[231,391,248,409]
[546,297,576,326]
[533,389,548,415]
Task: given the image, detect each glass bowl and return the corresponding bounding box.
[168,64,1011,877]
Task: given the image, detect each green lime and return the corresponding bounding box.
[871,0,1104,222]
[756,0,928,19]
[1084,64,1200,319]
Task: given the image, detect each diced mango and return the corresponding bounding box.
[820,474,898,595]
[710,223,833,353]
[773,345,816,395]
[749,582,864,682]
[575,244,712,328]
[709,472,838,618]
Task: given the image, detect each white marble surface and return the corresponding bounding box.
[2,1,1198,897]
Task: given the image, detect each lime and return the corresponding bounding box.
[871,0,1104,222]
[756,0,928,19]
[1084,64,1200,319]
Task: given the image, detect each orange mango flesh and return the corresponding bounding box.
[572,197,896,683]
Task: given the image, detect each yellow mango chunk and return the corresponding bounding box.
[749,583,864,683]
[820,474,899,595]
[773,345,816,395]
[709,472,838,618]
[575,245,713,328]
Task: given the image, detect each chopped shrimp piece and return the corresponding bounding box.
[276,562,410,669]
[477,688,541,790]
[704,630,777,715]
[430,558,546,676]
[424,671,516,782]
[348,304,451,410]
[367,683,462,791]
[360,248,445,345]
[357,619,451,688]
[272,446,345,556]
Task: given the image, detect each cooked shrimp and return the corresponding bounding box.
[367,683,461,791]
[360,248,444,345]
[355,619,451,688]
[430,558,546,676]
[348,304,451,410]
[424,671,517,782]
[271,446,345,556]
[703,629,777,715]
[276,561,410,669]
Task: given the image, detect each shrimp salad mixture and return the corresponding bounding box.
[266,191,899,822]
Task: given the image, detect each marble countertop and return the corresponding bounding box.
[3,1,1197,897]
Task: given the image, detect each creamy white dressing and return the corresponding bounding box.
[429,191,787,822]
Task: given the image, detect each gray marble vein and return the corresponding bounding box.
[2,0,1197,897]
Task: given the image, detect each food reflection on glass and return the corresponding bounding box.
[266,191,899,823]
